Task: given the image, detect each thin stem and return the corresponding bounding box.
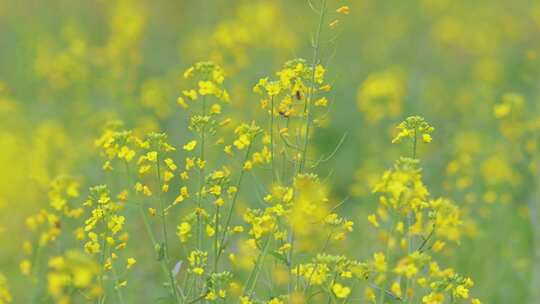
[412,128,418,160]
[327,272,338,304]
[111,262,126,304]
[289,1,327,299]
[270,96,276,184]
[156,155,170,259]
[97,213,109,304]
[243,236,272,297]
[404,128,418,301]
[156,157,181,303]
[378,210,397,304]
[213,204,220,273]
[404,212,413,302]
[124,161,180,303]
[287,230,296,295]
[191,96,208,298]
[303,229,334,294]
[196,96,207,250]
[417,224,436,252]
[124,161,158,246]
[299,0,327,173]
[216,142,254,261]
[248,245,270,297]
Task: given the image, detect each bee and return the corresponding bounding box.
[295,90,302,100]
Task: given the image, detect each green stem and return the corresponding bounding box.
[303,229,334,294]
[299,0,327,173]
[404,128,418,301]
[124,161,180,303]
[156,155,170,259]
[196,96,207,249]
[155,157,181,303]
[290,2,327,298]
[327,273,339,304]
[216,142,254,261]
[243,236,271,297]
[213,204,220,273]
[97,213,109,304]
[124,161,158,245]
[287,230,296,295]
[194,96,207,296]
[111,262,126,304]
[270,96,276,184]
[412,128,417,160]
[378,210,397,304]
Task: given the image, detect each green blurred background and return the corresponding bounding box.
[1,0,539,302]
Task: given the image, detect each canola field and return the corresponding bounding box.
[0,0,539,303]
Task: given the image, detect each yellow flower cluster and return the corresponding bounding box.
[6,1,491,303]
[0,274,11,304]
[254,58,330,120]
[81,185,127,254]
[21,176,84,277]
[366,117,480,303]
[293,254,368,300]
[95,125,136,169]
[79,184,135,298]
[46,250,100,303]
[392,115,435,146]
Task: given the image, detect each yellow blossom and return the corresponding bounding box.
[332,283,351,298]
[126,258,136,269]
[184,140,197,151]
[336,6,350,14]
